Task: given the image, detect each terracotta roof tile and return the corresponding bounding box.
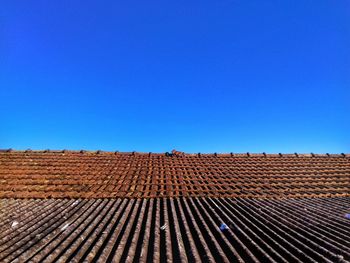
[1,150,350,261]
[0,150,349,199]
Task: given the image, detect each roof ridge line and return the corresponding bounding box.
[0,149,349,157]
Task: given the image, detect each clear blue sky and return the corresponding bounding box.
[1,1,349,153]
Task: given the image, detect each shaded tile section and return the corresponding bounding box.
[0,197,349,262]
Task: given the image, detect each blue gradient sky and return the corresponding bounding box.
[1,1,349,153]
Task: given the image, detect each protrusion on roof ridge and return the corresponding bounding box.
[80,150,86,154]
[214,152,217,157]
[279,153,283,157]
[148,152,152,157]
[294,153,299,157]
[25,149,32,153]
[311,152,315,157]
[263,152,267,157]
[114,151,119,155]
[247,152,250,157]
[44,149,50,153]
[171,149,185,157]
[341,153,346,157]
[198,152,201,157]
[96,150,102,154]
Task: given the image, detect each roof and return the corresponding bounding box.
[1,197,350,262]
[1,150,350,262]
[0,150,349,199]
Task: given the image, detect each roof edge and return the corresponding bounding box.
[0,149,349,158]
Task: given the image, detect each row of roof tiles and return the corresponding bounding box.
[1,149,349,158]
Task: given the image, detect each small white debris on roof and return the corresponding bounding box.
[61,223,70,231]
[72,200,79,206]
[160,224,167,230]
[11,221,19,228]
